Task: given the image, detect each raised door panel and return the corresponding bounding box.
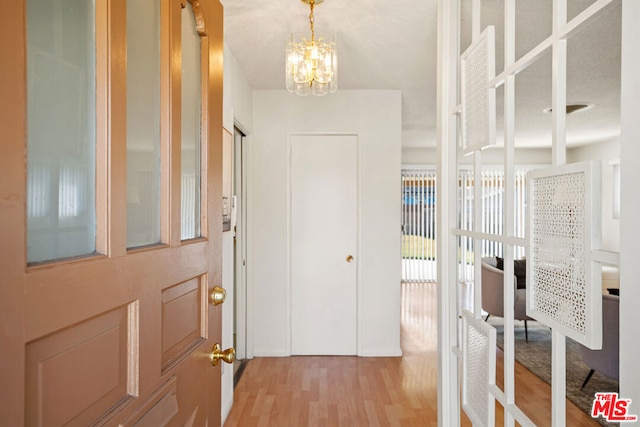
[25,305,136,426]
[161,277,206,373]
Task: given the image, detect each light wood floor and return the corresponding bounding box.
[224,282,598,426]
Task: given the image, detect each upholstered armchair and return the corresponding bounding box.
[578,293,619,389]
[481,257,532,341]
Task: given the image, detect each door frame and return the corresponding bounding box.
[286,132,361,355]
[233,124,249,361]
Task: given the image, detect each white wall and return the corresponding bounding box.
[568,138,620,252]
[402,147,436,164]
[221,42,253,424]
[223,43,253,133]
[402,146,552,166]
[251,90,402,357]
[619,0,640,409]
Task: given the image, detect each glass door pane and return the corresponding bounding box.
[181,3,202,240]
[126,0,161,248]
[27,0,97,263]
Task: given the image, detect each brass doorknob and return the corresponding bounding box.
[346,255,354,263]
[209,286,226,306]
[210,343,235,366]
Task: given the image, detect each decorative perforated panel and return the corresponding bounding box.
[461,310,496,427]
[527,162,603,348]
[460,26,496,155]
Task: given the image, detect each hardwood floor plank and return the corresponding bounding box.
[225,282,599,426]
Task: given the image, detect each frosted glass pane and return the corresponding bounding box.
[181,4,202,240]
[27,0,96,263]
[127,0,161,248]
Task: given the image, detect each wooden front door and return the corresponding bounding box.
[0,0,227,425]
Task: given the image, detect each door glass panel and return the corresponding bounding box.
[126,0,161,248]
[27,0,96,263]
[181,3,202,240]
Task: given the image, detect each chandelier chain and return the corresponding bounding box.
[309,0,315,41]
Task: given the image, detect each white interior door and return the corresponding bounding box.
[291,134,358,355]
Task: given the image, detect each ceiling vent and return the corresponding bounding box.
[543,103,594,115]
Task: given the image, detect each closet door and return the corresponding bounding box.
[290,134,358,355]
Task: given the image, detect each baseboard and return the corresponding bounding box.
[253,348,404,357]
[253,350,291,357]
[358,348,403,357]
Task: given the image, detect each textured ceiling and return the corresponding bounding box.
[223,0,620,148]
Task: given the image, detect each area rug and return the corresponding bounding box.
[487,317,618,426]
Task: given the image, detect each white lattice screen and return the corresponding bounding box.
[460,26,496,154]
[527,162,603,348]
[461,310,496,427]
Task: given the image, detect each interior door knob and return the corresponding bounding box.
[346,255,354,263]
[210,343,235,366]
[209,286,226,306]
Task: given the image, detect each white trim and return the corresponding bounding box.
[619,0,640,408]
[490,0,618,89]
[592,249,619,266]
[358,348,403,357]
[436,0,460,424]
[502,0,517,411]
[252,350,291,358]
[245,134,254,359]
[286,134,292,355]
[222,392,233,425]
[489,385,536,427]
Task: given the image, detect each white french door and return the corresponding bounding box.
[438,0,622,426]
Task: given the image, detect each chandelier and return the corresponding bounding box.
[285,0,337,96]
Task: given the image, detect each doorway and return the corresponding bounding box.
[290,134,358,355]
[401,168,437,283]
[233,126,248,382]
